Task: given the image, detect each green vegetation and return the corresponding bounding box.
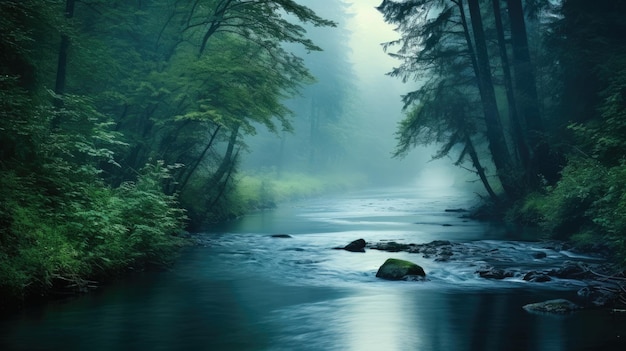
[236,171,368,207]
[379,0,626,263]
[0,0,336,309]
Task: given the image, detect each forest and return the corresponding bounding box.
[1,0,626,311]
[379,0,626,259]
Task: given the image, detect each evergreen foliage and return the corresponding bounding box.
[379,0,626,262]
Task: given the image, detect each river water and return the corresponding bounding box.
[1,187,624,350]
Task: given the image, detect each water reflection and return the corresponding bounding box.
[2,188,625,350]
[263,288,624,351]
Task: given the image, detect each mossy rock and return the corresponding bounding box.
[376,258,426,280]
[522,299,581,314]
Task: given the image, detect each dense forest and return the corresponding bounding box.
[0,0,339,307]
[379,0,626,261]
[1,0,625,310]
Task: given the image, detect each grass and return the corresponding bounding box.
[235,170,369,209]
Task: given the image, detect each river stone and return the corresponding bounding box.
[370,241,409,252]
[343,238,366,252]
[549,261,590,279]
[523,271,552,282]
[577,286,618,308]
[271,234,292,238]
[532,251,547,259]
[476,267,514,279]
[376,258,426,280]
[522,299,581,314]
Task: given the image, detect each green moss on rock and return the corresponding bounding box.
[522,299,581,314]
[376,258,426,280]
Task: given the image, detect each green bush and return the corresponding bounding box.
[537,158,608,238]
[513,157,626,262]
[0,161,187,305]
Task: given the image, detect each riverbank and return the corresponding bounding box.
[2,187,625,350]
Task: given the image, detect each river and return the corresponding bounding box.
[1,187,624,350]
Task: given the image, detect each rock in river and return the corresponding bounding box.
[522,299,581,314]
[376,258,426,280]
[476,267,514,280]
[338,238,367,253]
[271,234,292,238]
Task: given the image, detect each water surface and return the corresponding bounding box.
[1,187,624,350]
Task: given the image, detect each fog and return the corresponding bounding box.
[240,0,476,191]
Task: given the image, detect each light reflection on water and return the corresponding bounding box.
[1,187,625,350]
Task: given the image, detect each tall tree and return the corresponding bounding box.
[54,0,75,98]
[467,0,517,197]
[378,0,521,199]
[491,0,529,172]
[505,0,558,184]
[184,0,336,55]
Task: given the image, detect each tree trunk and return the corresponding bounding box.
[176,125,222,193]
[465,134,499,202]
[465,0,517,198]
[198,0,234,55]
[207,147,241,211]
[52,0,76,127]
[208,125,240,186]
[492,0,530,171]
[506,0,542,133]
[54,0,76,97]
[506,0,556,185]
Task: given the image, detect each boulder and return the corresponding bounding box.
[376,258,426,280]
[523,271,551,282]
[342,238,367,252]
[522,299,581,314]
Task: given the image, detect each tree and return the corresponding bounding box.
[378,0,520,199]
[395,79,499,201]
[467,0,517,197]
[183,0,336,55]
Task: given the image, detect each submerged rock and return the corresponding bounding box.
[271,234,292,238]
[522,299,581,314]
[532,251,547,259]
[444,208,467,213]
[476,267,514,280]
[549,261,591,279]
[369,241,410,252]
[376,258,426,280]
[523,271,552,283]
[577,286,619,308]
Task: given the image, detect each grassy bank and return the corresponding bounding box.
[0,163,188,311]
[236,171,369,207]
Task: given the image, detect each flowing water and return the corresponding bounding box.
[1,187,625,350]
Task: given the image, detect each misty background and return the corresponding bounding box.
[239,0,473,191]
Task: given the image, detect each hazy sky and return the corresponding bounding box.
[345,0,402,87]
[342,0,472,189]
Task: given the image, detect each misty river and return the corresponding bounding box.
[1,187,624,350]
